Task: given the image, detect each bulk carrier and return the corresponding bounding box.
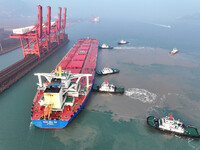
[31,39,98,128]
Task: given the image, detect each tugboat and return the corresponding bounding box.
[147,113,200,138]
[98,43,113,49]
[170,47,179,55]
[96,65,119,75]
[93,79,124,93]
[118,40,129,45]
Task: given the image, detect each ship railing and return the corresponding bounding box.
[37,86,46,91]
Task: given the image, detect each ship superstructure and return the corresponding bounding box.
[31,39,98,128]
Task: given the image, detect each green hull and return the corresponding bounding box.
[115,87,124,93]
[147,116,200,138]
[92,84,99,91]
[184,126,200,137]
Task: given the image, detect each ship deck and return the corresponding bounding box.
[31,39,98,122]
[185,126,199,137]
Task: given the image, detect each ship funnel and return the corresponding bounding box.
[169,113,173,120]
[105,79,107,84]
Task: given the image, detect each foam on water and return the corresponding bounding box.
[29,122,34,129]
[125,88,157,103]
[187,138,200,150]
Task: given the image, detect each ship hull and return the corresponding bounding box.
[148,125,200,138]
[170,52,178,55]
[32,88,92,129]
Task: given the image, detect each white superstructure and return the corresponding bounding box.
[99,80,115,92]
[101,43,109,49]
[101,65,113,74]
[119,40,128,44]
[159,113,185,134]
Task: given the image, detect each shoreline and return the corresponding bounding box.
[0,44,21,56]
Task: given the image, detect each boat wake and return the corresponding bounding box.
[125,88,157,103]
[153,23,171,29]
[187,138,200,150]
[29,122,34,130]
[113,46,145,50]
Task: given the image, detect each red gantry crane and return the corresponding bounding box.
[0,5,68,94]
[10,5,68,57]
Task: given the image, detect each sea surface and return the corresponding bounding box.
[0,18,200,150]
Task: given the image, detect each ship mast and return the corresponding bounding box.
[0,43,3,52]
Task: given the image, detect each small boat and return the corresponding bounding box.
[170,47,179,55]
[93,16,99,23]
[118,40,129,45]
[96,65,119,75]
[147,113,200,138]
[93,79,124,93]
[98,43,113,49]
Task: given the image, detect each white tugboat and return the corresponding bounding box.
[98,43,113,49]
[170,47,179,55]
[147,113,200,138]
[96,65,119,75]
[93,79,124,93]
[118,39,129,45]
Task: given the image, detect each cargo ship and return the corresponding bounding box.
[147,113,200,138]
[31,39,98,129]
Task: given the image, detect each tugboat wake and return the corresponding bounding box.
[125,88,157,103]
